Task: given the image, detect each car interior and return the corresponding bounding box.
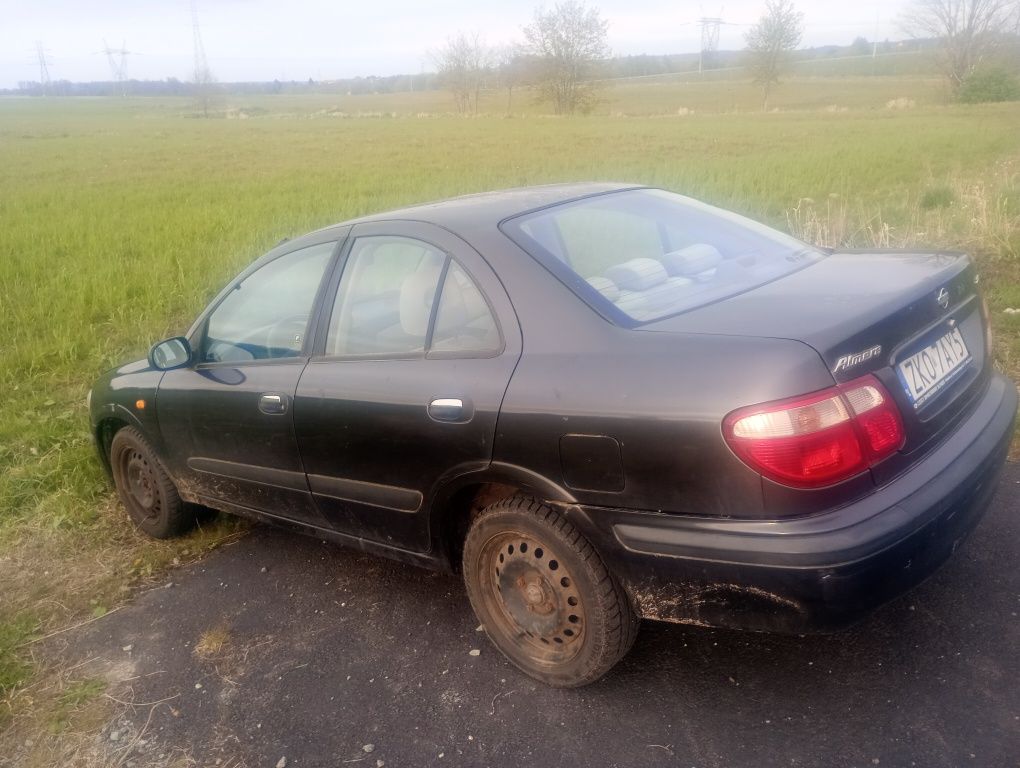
[512,193,822,322]
[326,237,500,357]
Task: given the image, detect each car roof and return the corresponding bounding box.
[252,182,645,278]
[316,182,643,234]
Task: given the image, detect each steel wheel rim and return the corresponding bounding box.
[122,448,160,520]
[479,530,585,665]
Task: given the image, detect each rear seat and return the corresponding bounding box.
[604,258,693,318]
[585,245,725,319]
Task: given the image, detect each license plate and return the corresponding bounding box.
[896,327,971,408]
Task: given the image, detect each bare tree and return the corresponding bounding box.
[193,64,222,118]
[745,0,804,112]
[902,0,1020,91]
[523,1,610,115]
[493,45,531,115]
[433,32,488,114]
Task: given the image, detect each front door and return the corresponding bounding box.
[157,236,341,527]
[294,222,522,551]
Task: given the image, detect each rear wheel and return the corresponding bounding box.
[110,427,196,539]
[463,496,639,687]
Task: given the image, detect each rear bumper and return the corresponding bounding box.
[572,373,1017,633]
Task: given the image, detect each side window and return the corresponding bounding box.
[202,242,335,363]
[326,236,445,357]
[430,262,501,356]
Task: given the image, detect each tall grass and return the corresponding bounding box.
[786,158,1020,257]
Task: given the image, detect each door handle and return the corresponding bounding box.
[258,393,288,415]
[428,397,464,422]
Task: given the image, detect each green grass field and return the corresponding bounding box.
[1,77,1018,750]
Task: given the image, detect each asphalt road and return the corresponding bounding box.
[56,464,1020,768]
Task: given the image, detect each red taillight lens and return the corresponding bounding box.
[723,375,905,489]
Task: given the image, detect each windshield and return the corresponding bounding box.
[501,188,825,323]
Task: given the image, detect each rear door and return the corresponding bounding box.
[157,235,343,527]
[293,221,522,552]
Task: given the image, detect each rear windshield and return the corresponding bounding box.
[501,188,825,323]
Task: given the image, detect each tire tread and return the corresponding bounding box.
[463,495,639,687]
[110,427,195,539]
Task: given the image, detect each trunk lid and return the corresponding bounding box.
[643,250,991,465]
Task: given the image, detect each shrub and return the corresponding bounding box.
[958,68,1020,104]
[920,186,955,210]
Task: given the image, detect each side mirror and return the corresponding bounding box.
[149,337,193,370]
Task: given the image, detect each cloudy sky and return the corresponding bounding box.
[1,0,908,88]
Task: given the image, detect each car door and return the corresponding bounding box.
[293,221,522,552]
[156,233,344,527]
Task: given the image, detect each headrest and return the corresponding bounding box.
[661,244,723,277]
[605,258,668,292]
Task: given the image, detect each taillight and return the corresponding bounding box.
[723,375,905,489]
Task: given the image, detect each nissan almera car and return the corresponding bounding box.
[89,183,1017,687]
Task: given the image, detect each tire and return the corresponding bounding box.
[462,496,639,687]
[109,427,196,539]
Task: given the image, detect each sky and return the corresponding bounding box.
[1,0,909,89]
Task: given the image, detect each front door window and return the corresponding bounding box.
[202,242,335,363]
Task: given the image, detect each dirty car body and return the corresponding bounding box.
[90,184,1017,673]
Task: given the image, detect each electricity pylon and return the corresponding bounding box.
[698,17,723,74]
[100,39,133,96]
[192,0,210,82]
[35,41,52,94]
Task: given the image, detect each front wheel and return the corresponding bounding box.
[109,427,197,539]
[462,496,639,687]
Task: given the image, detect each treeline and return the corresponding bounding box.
[3,38,942,100]
[607,38,937,78]
[3,73,439,98]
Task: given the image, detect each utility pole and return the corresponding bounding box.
[698,17,723,75]
[35,41,52,95]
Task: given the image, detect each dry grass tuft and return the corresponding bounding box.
[194,625,232,660]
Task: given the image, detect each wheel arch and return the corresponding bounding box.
[93,403,148,476]
[428,462,577,572]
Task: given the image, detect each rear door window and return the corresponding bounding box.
[325,236,502,359]
[325,236,445,357]
[431,261,501,356]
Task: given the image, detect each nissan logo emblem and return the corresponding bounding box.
[937,287,950,310]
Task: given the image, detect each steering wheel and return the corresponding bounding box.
[262,314,310,358]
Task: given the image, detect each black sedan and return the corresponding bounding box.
[89,183,1017,687]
